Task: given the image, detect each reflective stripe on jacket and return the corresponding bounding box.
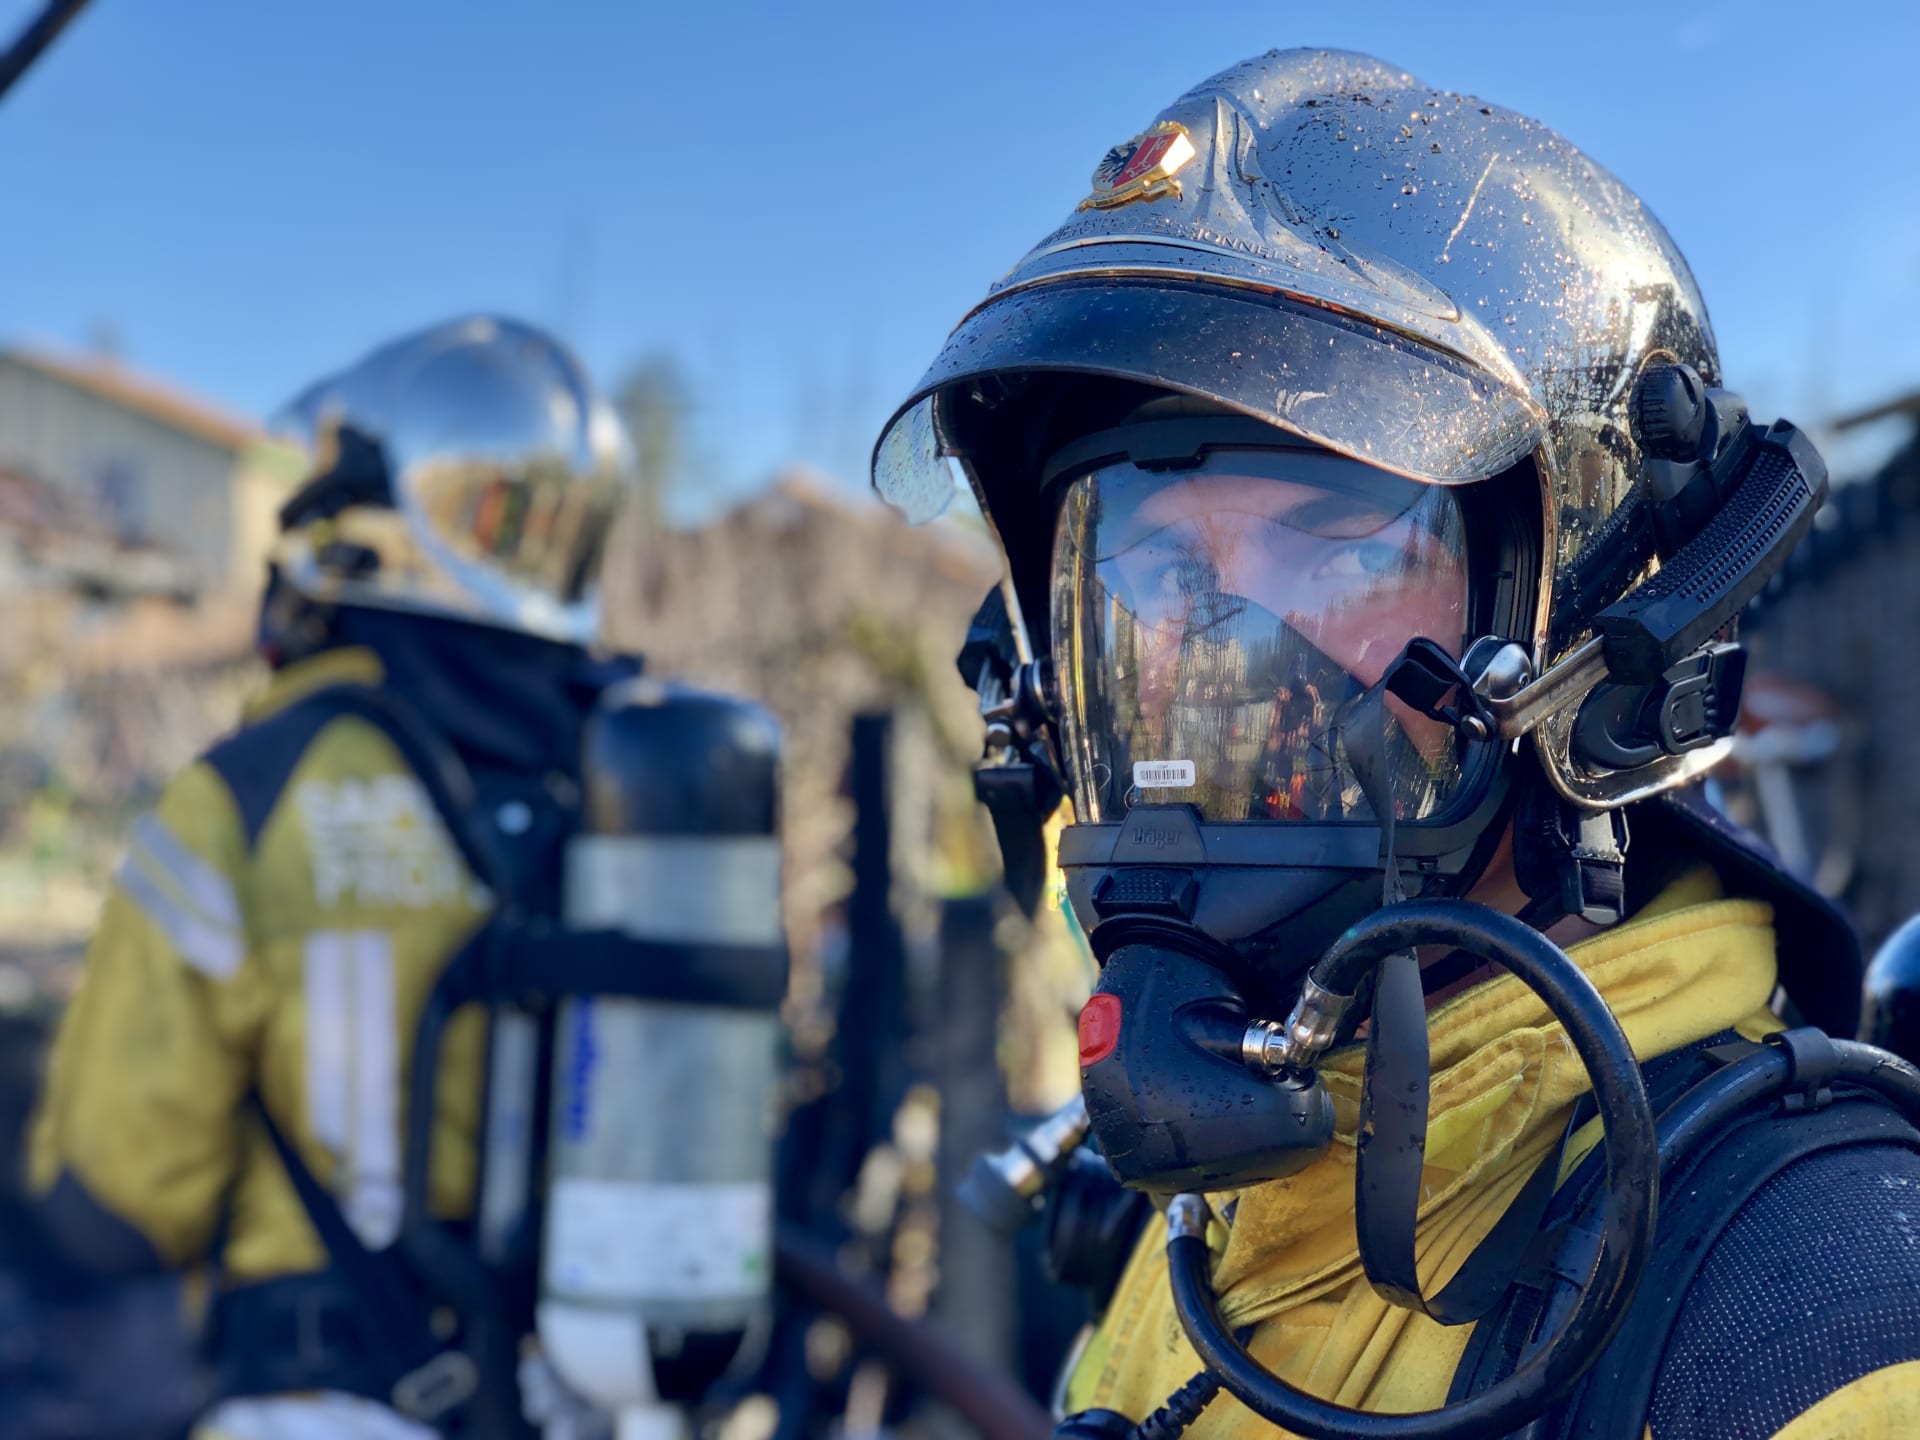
[29,647,491,1281]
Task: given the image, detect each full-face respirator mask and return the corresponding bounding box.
[1039,414,1523,1192]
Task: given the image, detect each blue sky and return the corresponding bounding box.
[2,0,1917,515]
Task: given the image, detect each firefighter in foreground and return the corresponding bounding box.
[27,316,789,1439]
[879,49,1920,1439]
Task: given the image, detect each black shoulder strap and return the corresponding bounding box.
[246,1096,439,1379]
[204,681,509,892]
[1446,1033,1731,1403]
[248,1095,485,1425]
[1557,1088,1920,1437]
[1450,1041,1920,1435]
[210,685,505,1423]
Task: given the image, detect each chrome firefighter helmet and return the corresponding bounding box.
[875,48,1725,817]
[271,315,634,645]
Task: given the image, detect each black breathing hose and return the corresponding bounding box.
[1165,899,1658,1440]
[1655,1036,1920,1178]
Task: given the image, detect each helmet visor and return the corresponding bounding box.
[873,280,1543,524]
[1049,450,1471,824]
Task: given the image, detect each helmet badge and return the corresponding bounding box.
[1079,120,1196,210]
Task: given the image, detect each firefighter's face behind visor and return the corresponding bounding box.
[1049,447,1469,826]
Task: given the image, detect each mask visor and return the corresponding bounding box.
[1049,449,1472,824]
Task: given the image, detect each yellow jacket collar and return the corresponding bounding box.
[243,648,385,725]
[1209,867,1780,1325]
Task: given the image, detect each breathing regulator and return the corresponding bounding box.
[958,366,1920,1439]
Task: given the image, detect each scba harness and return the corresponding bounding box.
[1452,1029,1920,1437]
[201,678,786,1436]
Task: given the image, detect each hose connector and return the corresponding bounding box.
[958,1093,1091,1235]
[1166,1193,1210,1243]
[1241,978,1354,1074]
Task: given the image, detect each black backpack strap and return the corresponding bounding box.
[203,681,510,891]
[1451,1034,1920,1436]
[247,1095,479,1423]
[204,685,511,1425]
[1442,1103,1600,1397]
[1446,1031,1742,1405]
[1556,1085,1920,1437]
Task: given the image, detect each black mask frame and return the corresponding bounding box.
[1030,415,1542,1002]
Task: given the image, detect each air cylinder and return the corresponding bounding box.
[538,680,785,1424]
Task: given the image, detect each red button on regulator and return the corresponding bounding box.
[1078,993,1123,1067]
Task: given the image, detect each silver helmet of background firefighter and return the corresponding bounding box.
[269,314,635,646]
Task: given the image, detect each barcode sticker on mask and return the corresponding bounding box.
[1133,761,1196,789]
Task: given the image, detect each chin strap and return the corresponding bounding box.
[1378,637,1631,936]
[1514,771,1630,932]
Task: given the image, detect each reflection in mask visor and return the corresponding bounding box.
[1048,450,1471,824]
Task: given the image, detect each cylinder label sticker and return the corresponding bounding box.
[546,1179,771,1301]
[1133,761,1196,789]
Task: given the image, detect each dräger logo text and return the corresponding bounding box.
[1129,827,1185,849]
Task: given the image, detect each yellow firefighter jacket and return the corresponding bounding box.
[29,646,493,1281]
[1064,868,1920,1438]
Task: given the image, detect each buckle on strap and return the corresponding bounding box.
[391,1349,479,1423]
[287,1286,351,1379]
